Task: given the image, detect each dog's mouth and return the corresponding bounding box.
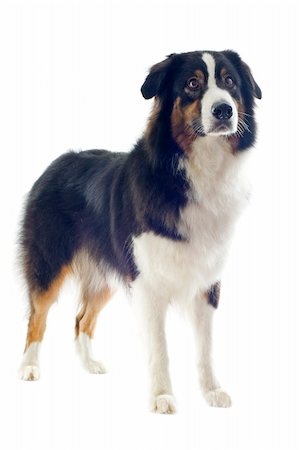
[191,118,237,138]
[207,121,236,136]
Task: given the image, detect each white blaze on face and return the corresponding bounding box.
[201,53,238,135]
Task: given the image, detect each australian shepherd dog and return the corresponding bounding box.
[19,50,261,414]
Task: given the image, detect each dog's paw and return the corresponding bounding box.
[151,394,177,414]
[85,359,106,374]
[19,365,40,381]
[204,389,232,408]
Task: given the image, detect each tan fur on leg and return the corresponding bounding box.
[20,265,70,380]
[75,286,114,374]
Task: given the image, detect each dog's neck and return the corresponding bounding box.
[142,98,187,171]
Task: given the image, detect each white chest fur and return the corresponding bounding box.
[133,136,250,300]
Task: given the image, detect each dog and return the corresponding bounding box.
[18,50,261,414]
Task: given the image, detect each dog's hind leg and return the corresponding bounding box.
[75,285,113,374]
[19,265,70,381]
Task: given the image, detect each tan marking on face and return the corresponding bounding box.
[25,265,71,350]
[220,67,227,78]
[171,97,201,153]
[195,69,205,83]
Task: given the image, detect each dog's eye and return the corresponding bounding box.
[187,77,200,90]
[224,75,235,88]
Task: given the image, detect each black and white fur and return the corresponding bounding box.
[18,50,261,414]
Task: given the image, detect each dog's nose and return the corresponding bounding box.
[211,102,233,120]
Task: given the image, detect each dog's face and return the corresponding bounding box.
[141,50,261,151]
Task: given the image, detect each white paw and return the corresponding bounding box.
[151,394,177,414]
[205,389,232,408]
[85,359,106,374]
[19,365,40,381]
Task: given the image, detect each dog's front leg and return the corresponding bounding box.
[131,278,176,414]
[189,287,232,408]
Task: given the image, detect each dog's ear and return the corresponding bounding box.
[241,60,262,99]
[223,50,262,100]
[141,54,175,99]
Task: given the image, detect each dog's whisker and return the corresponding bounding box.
[239,111,254,118]
[239,119,251,134]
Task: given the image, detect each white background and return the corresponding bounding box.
[0,0,298,449]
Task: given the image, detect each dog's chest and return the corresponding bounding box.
[133,138,250,294]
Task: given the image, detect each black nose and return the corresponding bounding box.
[212,102,233,120]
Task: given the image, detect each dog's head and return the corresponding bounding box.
[141,50,261,152]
